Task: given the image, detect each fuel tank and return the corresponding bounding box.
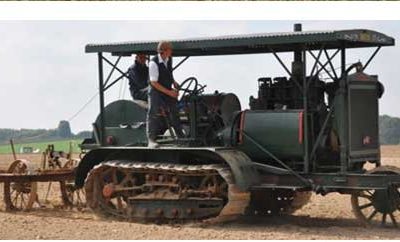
[231,110,305,162]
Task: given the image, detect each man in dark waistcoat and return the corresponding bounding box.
[127,53,149,101]
[147,41,184,148]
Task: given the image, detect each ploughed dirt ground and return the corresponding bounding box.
[0,146,399,239]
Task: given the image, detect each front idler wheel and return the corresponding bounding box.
[351,166,400,228]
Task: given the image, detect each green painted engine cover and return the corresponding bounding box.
[95,100,147,146]
[238,110,305,161]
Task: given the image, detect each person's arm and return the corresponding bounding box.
[149,60,178,99]
[150,81,178,99]
[169,57,179,90]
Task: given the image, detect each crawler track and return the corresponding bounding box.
[84,160,250,223]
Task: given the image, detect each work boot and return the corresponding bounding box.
[147,139,159,148]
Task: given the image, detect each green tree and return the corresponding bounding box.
[57,120,72,138]
[379,115,400,145]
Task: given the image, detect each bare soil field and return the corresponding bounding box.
[0,146,399,239]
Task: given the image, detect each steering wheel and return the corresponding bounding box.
[177,77,199,101]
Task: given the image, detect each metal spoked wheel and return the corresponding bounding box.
[61,160,86,210]
[4,159,38,211]
[60,181,86,210]
[351,166,400,228]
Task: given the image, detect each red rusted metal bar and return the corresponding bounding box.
[0,170,74,183]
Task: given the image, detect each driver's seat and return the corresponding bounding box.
[132,99,148,110]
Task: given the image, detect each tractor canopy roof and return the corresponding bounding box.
[85,29,395,57]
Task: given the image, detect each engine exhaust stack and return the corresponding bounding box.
[292,23,304,81]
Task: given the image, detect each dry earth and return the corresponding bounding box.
[0,146,399,239]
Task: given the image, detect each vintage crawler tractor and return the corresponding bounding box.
[75,24,400,227]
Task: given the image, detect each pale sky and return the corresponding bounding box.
[0,20,399,133]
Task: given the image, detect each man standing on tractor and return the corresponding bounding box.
[127,53,149,102]
[147,41,184,148]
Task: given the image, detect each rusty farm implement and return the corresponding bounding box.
[0,142,85,211]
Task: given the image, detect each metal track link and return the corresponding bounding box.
[85,160,250,223]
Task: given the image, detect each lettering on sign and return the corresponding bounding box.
[342,32,389,43]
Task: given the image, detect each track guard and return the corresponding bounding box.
[75,149,113,188]
[215,149,260,191]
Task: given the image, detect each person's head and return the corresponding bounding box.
[135,53,147,65]
[157,41,173,59]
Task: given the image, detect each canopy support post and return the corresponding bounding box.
[173,56,190,71]
[362,46,381,71]
[98,52,105,145]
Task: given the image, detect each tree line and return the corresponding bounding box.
[0,120,91,145]
[1,116,399,145]
[379,115,400,145]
